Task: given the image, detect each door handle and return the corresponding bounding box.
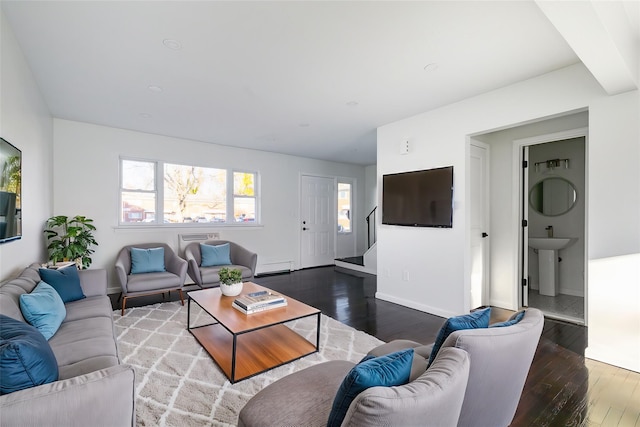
[482,232,489,238]
[302,227,307,231]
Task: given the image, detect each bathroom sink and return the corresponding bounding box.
[528,237,576,250]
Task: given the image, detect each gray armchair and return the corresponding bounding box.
[238,347,471,427]
[367,308,544,427]
[185,240,257,288]
[115,243,187,315]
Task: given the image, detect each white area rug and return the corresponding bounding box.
[113,301,383,426]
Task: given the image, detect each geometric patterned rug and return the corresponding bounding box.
[113,301,384,426]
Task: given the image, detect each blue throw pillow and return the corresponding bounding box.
[130,247,166,274]
[19,282,67,340]
[428,307,491,366]
[39,265,85,303]
[200,243,232,267]
[327,348,414,427]
[490,310,525,328]
[0,314,59,395]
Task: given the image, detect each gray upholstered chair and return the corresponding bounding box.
[184,240,257,288]
[238,347,471,427]
[368,308,544,427]
[115,243,187,315]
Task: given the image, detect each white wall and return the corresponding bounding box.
[587,90,640,372]
[376,61,640,373]
[0,10,53,281]
[52,119,365,289]
[364,164,377,248]
[377,64,606,318]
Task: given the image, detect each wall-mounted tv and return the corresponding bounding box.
[382,166,453,228]
[0,137,22,243]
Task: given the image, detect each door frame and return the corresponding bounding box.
[512,127,588,323]
[469,139,491,309]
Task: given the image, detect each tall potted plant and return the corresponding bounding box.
[44,215,98,269]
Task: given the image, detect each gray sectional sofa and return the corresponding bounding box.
[0,263,135,427]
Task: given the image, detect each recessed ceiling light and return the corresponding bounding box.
[163,39,182,50]
[148,85,163,93]
[139,113,152,119]
[346,101,359,107]
[423,63,439,72]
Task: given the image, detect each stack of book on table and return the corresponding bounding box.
[232,290,287,314]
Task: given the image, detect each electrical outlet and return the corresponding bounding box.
[402,270,409,281]
[384,268,391,277]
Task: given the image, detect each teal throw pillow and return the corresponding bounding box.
[19,282,66,340]
[490,310,525,328]
[200,243,232,267]
[327,348,414,427]
[130,247,166,274]
[39,265,85,303]
[428,307,491,366]
[0,315,59,395]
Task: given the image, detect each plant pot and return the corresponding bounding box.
[220,282,243,296]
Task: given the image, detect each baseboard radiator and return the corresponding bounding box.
[255,260,293,277]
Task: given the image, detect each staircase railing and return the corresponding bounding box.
[366,206,377,249]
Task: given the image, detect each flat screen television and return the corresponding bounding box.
[0,137,22,243]
[382,166,453,228]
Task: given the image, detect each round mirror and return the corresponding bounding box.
[529,177,577,216]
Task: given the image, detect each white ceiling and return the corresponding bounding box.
[1,1,587,165]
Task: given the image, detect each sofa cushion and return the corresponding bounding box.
[490,310,525,328]
[200,242,232,267]
[130,247,166,274]
[19,282,66,340]
[63,295,113,323]
[238,360,355,427]
[39,266,86,303]
[126,271,182,293]
[428,307,491,366]
[0,315,59,395]
[327,348,414,427]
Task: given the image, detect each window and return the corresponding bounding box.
[121,160,156,223]
[120,158,258,225]
[337,182,351,233]
[233,171,256,222]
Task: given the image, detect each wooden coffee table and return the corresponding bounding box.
[187,282,321,383]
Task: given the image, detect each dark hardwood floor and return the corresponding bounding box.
[112,266,639,427]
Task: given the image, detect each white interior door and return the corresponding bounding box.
[470,142,490,310]
[300,175,336,268]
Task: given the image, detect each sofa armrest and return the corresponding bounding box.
[232,245,258,276]
[0,364,135,427]
[78,268,108,298]
[184,246,203,286]
[165,253,188,283]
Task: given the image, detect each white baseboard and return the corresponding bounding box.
[586,346,640,374]
[375,292,456,319]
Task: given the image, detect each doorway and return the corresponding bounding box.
[518,130,587,324]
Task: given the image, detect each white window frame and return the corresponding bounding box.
[118,157,260,227]
[337,180,353,234]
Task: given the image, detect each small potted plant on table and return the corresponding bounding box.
[219,267,243,296]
